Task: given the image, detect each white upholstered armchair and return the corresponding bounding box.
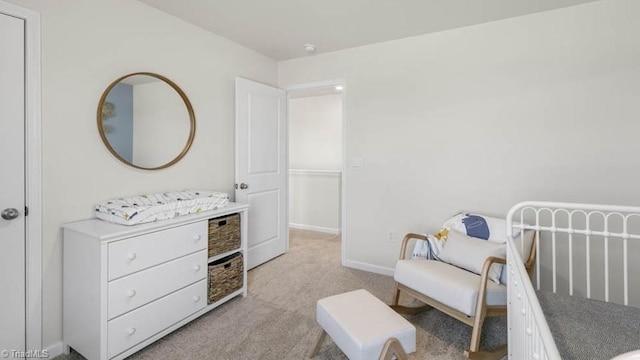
[390,214,536,359]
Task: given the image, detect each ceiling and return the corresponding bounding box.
[138,0,601,60]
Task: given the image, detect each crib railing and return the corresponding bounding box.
[506,201,640,360]
[506,230,560,360]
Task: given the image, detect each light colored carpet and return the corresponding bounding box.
[56,229,506,360]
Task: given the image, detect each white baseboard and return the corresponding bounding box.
[44,341,65,358]
[289,223,340,235]
[342,259,394,276]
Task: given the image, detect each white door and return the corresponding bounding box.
[235,78,288,269]
[0,11,26,352]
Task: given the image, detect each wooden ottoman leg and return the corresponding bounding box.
[308,329,327,358]
[379,337,408,360]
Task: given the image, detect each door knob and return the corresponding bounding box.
[240,183,249,190]
[1,208,19,220]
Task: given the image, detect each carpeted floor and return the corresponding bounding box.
[56,229,507,360]
[537,290,640,360]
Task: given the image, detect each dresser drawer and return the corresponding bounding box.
[107,280,206,358]
[108,221,207,280]
[108,250,207,319]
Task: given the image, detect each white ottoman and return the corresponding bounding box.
[310,289,416,360]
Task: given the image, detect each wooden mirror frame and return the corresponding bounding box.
[97,72,196,170]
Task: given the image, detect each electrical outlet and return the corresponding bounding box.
[388,231,394,242]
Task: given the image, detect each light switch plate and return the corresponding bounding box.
[351,157,364,169]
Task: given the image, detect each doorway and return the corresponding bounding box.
[286,80,346,262]
[0,0,42,352]
[0,10,28,352]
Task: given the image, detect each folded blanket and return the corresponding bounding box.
[93,190,229,225]
[412,234,446,260]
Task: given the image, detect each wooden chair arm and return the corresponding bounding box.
[479,256,506,286]
[473,256,506,321]
[398,233,428,260]
[482,256,506,270]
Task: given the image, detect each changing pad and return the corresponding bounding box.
[93,190,229,226]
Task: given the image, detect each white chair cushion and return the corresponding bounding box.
[394,260,507,316]
[437,229,505,284]
[316,289,416,360]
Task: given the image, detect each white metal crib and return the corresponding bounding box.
[506,201,640,360]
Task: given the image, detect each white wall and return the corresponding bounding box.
[289,94,342,170]
[5,0,277,348]
[279,0,640,273]
[289,94,342,232]
[289,171,341,233]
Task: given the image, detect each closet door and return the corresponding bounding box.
[0,11,26,353]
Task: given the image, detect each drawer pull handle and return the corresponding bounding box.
[127,253,137,261]
[126,289,136,298]
[218,220,227,226]
[193,234,202,242]
[193,264,201,271]
[127,328,136,336]
[193,295,201,302]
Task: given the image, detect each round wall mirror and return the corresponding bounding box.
[97,72,195,170]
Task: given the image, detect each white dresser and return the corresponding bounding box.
[62,203,249,360]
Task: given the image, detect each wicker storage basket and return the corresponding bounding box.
[208,253,243,304]
[208,214,241,258]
